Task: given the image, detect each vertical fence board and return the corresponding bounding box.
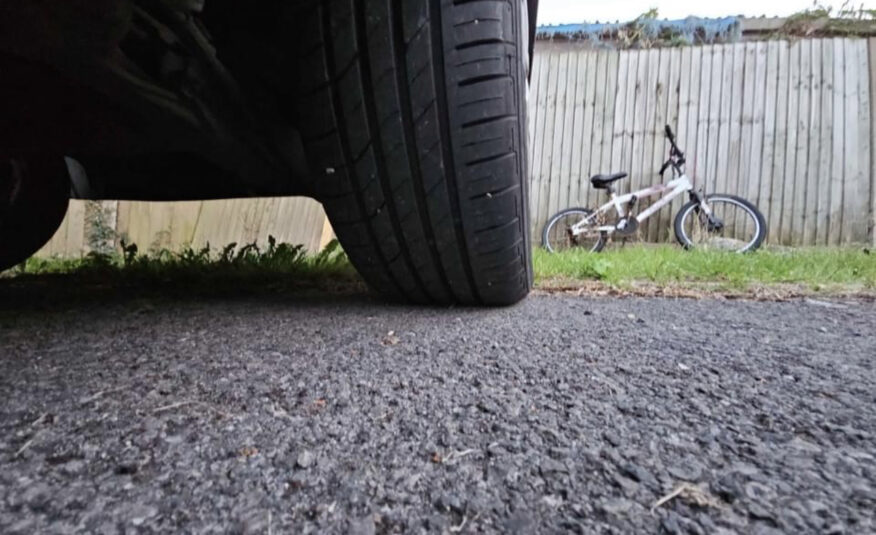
[781,41,801,245]
[662,47,683,242]
[665,47,702,239]
[529,47,550,225]
[768,43,789,245]
[816,40,835,246]
[610,51,631,177]
[527,49,544,167]
[748,42,768,220]
[599,51,620,185]
[829,39,846,245]
[539,49,563,226]
[565,51,585,208]
[759,41,780,242]
[548,51,574,224]
[581,51,600,209]
[621,50,638,193]
[695,46,714,193]
[534,50,560,227]
[577,52,598,208]
[677,47,694,154]
[587,51,609,210]
[870,38,876,245]
[682,47,702,182]
[628,46,647,230]
[707,46,725,195]
[653,47,671,242]
[555,50,579,218]
[738,43,759,239]
[842,40,861,243]
[792,39,812,246]
[653,47,671,241]
[804,40,823,246]
[724,44,745,235]
[632,49,663,239]
[855,39,872,245]
[168,201,202,249]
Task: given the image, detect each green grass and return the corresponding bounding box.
[534,245,876,291]
[6,237,359,290]
[6,240,875,297]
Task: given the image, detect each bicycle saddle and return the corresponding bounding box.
[590,172,628,189]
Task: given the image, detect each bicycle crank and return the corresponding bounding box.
[615,216,639,236]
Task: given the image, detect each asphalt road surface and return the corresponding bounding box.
[1,289,874,534]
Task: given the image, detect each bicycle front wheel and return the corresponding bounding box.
[542,208,606,253]
[674,194,767,253]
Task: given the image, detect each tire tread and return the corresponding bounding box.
[296,0,531,305]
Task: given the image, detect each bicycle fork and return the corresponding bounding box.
[689,191,724,232]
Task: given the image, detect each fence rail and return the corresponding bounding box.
[528,38,875,246]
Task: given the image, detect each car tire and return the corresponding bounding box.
[295,0,532,306]
[0,157,70,271]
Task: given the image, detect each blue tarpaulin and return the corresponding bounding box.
[536,16,743,47]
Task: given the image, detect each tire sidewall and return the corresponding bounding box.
[517,0,534,291]
[0,158,70,270]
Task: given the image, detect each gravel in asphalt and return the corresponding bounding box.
[1,291,874,533]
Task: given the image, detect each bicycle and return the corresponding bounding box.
[542,125,767,254]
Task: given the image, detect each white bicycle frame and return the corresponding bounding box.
[571,174,708,236]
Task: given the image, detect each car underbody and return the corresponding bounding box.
[0,0,538,202]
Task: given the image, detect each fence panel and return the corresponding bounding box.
[38,197,329,259]
[528,38,874,246]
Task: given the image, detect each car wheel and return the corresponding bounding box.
[0,157,70,271]
[295,0,532,306]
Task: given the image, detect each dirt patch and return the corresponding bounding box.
[535,277,876,301]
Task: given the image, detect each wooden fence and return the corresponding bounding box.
[36,37,875,260]
[528,38,875,245]
[38,197,332,258]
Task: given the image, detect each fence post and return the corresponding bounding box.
[869,38,876,246]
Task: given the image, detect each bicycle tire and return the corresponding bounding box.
[674,194,767,253]
[542,208,606,254]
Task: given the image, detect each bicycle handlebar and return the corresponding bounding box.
[660,124,685,177]
[659,160,671,176]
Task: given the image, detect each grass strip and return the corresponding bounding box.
[5,241,874,298]
[534,245,875,292]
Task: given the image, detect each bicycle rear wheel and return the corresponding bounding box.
[674,194,767,253]
[542,208,606,253]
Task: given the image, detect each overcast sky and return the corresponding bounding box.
[537,0,868,25]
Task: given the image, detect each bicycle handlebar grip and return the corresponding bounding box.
[665,124,675,141]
